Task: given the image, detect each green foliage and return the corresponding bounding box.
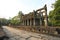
[9,11,23,26]
[49,0,60,26]
[54,0,60,9]
[10,19,20,25]
[0,18,9,26]
[10,16,20,25]
[18,11,23,22]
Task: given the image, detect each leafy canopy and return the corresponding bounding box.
[49,0,60,26]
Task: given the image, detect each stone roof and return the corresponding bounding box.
[21,5,47,20]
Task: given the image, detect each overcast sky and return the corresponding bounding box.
[0,0,55,19]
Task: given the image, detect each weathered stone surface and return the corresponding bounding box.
[28,37,42,40]
[2,26,60,40]
[0,28,5,37]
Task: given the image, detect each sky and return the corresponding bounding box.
[0,0,56,19]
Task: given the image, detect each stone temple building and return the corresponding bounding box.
[21,5,48,26]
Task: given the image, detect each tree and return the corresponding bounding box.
[0,18,9,26]
[18,11,23,22]
[49,0,60,26]
[10,11,23,26]
[54,0,60,9]
[10,16,20,25]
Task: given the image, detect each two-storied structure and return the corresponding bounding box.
[21,5,48,27]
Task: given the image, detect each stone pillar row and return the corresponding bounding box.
[22,19,36,26]
[22,18,45,26]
